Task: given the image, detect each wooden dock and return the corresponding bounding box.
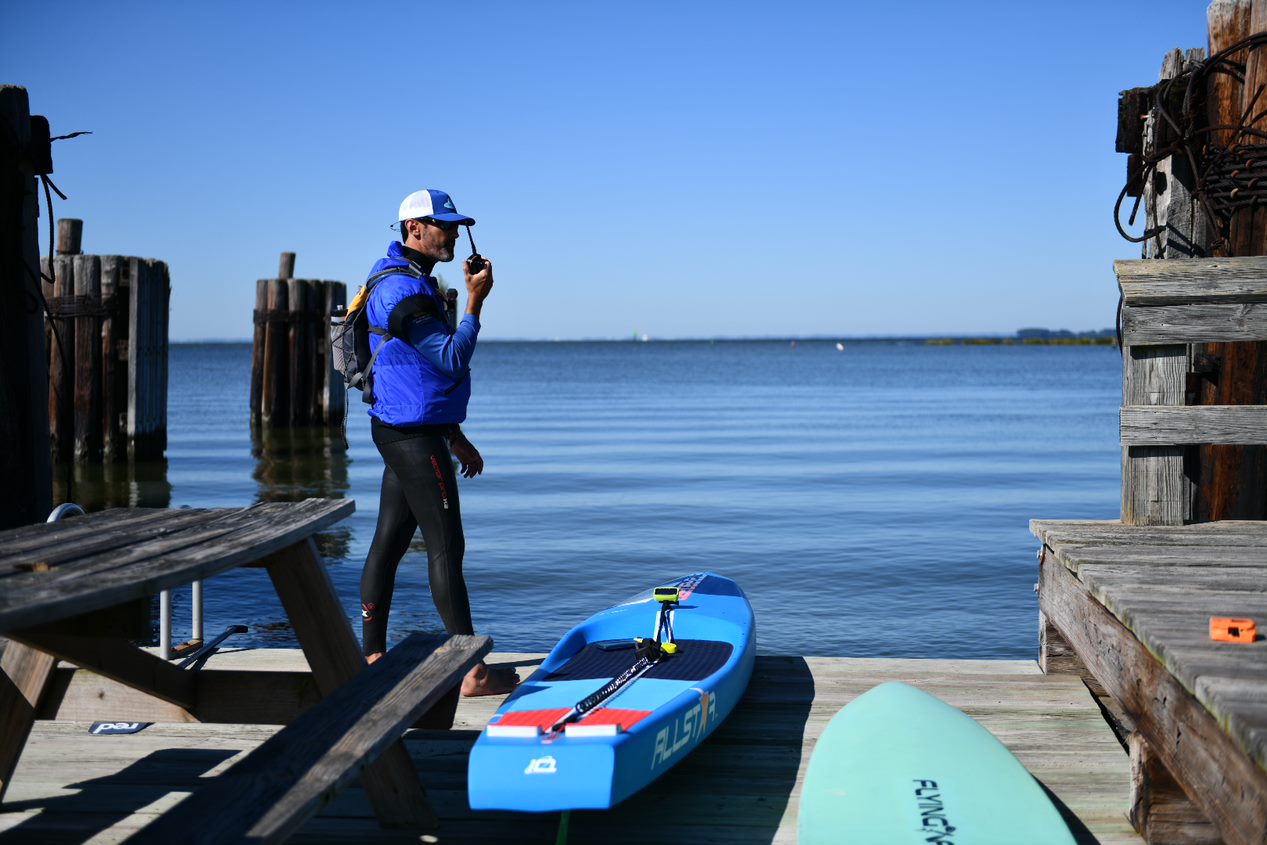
[0,649,1139,844]
[1035,519,1267,845]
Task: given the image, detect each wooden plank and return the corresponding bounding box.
[1121,302,1267,344]
[1116,257,1267,305]
[1121,344,1191,525]
[0,642,56,802]
[123,634,488,845]
[1032,519,1267,546]
[264,538,434,829]
[1054,544,1267,568]
[7,630,196,709]
[38,661,322,724]
[1,652,1140,845]
[0,500,354,631]
[1039,555,1267,845]
[0,507,174,557]
[0,507,224,569]
[1128,732,1220,845]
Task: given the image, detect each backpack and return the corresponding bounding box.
[330,265,423,405]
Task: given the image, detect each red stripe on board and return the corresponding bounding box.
[495,709,570,729]
[575,708,651,728]
[491,707,652,730]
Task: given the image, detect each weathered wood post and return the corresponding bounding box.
[46,227,76,462]
[72,254,102,461]
[1199,0,1267,520]
[41,221,170,465]
[0,85,52,527]
[1116,0,1267,523]
[250,253,346,432]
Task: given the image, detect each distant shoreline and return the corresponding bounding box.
[171,335,1118,346]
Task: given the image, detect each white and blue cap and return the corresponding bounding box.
[398,189,475,225]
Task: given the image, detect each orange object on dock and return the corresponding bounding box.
[1209,618,1256,644]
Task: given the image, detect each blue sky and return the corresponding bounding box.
[7,2,1210,341]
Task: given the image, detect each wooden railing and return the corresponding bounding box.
[1117,256,1267,524]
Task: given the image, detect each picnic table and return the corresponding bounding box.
[0,499,489,841]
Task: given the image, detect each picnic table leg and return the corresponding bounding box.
[264,538,438,829]
[0,642,57,802]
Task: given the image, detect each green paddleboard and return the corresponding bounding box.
[799,682,1076,844]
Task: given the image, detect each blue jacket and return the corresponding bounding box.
[365,241,479,426]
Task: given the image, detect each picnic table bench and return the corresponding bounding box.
[0,499,487,837]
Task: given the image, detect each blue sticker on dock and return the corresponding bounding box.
[89,721,152,735]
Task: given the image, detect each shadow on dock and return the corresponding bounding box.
[0,748,236,845]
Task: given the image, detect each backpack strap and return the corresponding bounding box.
[357,262,431,405]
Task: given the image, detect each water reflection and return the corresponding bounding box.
[250,424,352,562]
[51,459,172,511]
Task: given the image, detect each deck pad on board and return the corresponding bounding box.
[468,572,755,812]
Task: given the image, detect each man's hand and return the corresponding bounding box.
[464,256,493,319]
[450,432,484,478]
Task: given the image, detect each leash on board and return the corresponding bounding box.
[545,587,682,738]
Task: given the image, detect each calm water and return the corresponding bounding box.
[58,341,1121,659]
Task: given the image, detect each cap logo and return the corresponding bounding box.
[443,199,455,210]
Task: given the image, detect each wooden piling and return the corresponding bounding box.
[1199,0,1267,520]
[72,254,102,462]
[1121,2,1267,521]
[48,255,74,462]
[56,218,82,256]
[250,253,347,432]
[251,280,267,425]
[262,278,289,425]
[41,221,170,466]
[126,258,170,461]
[0,85,52,527]
[322,282,346,424]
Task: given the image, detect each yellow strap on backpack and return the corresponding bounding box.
[347,284,371,313]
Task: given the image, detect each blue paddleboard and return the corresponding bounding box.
[467,572,755,812]
[799,682,1076,844]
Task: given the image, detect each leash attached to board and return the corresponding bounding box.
[545,587,682,737]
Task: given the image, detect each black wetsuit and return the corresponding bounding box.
[357,239,480,657]
[360,418,473,654]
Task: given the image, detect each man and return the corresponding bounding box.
[358,187,518,696]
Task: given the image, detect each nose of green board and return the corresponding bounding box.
[798,682,1075,845]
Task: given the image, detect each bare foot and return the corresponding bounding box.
[366,652,384,665]
[461,662,520,697]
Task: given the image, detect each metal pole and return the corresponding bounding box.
[159,589,171,660]
[191,580,203,642]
